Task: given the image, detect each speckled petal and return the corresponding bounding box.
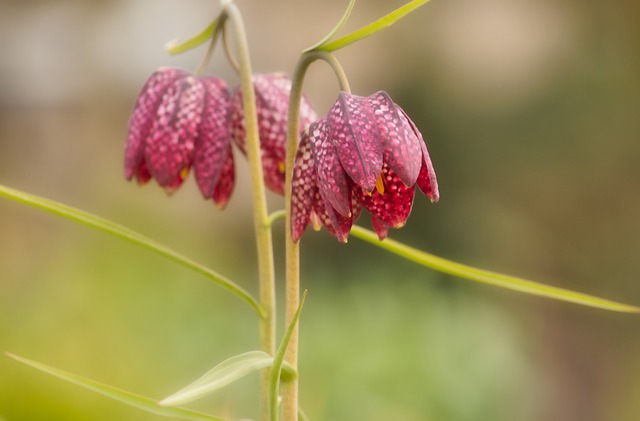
[416,140,439,202]
[355,164,415,228]
[134,160,152,186]
[193,77,231,197]
[231,74,317,195]
[309,119,351,218]
[125,67,187,181]
[212,148,235,209]
[144,76,205,189]
[313,189,353,243]
[369,92,421,187]
[402,110,439,203]
[370,215,389,240]
[291,131,317,242]
[328,92,383,192]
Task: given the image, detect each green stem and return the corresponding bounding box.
[225,4,276,420]
[284,50,350,421]
[349,225,640,313]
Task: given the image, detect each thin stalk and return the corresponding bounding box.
[284,50,349,421]
[194,13,226,76]
[225,4,276,420]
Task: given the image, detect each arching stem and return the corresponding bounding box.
[283,50,349,421]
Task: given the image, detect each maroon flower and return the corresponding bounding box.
[124,67,235,208]
[230,73,317,195]
[291,91,438,243]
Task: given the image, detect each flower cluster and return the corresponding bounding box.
[291,91,438,243]
[124,68,315,206]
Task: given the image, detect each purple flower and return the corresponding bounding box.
[124,67,235,208]
[291,91,439,243]
[230,73,317,195]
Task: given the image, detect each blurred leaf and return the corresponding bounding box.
[0,184,265,317]
[319,0,431,52]
[268,291,307,421]
[160,351,297,407]
[165,18,219,55]
[5,353,226,421]
[303,0,356,52]
[350,226,640,313]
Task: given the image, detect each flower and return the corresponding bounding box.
[124,67,235,208]
[291,91,438,243]
[230,73,317,195]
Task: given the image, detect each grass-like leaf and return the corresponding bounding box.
[0,184,265,317]
[303,0,357,53]
[350,225,640,313]
[268,291,308,421]
[5,353,227,421]
[160,351,297,407]
[165,18,219,55]
[319,0,431,52]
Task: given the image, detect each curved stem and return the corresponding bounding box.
[194,13,226,76]
[225,4,276,420]
[283,50,350,421]
[222,23,241,74]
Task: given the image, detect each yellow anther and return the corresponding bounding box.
[375,172,385,195]
[278,161,286,174]
[180,167,190,180]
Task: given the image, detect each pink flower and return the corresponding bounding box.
[291,91,438,243]
[124,67,235,208]
[230,73,317,195]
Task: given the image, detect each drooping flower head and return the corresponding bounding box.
[230,73,317,195]
[291,91,438,243]
[124,67,235,208]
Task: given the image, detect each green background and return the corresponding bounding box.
[1,0,639,420]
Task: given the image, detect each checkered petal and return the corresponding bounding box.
[211,147,235,209]
[327,92,383,192]
[125,67,187,182]
[291,130,318,242]
[144,76,205,190]
[369,92,422,187]
[355,164,415,228]
[401,108,439,203]
[193,77,231,198]
[370,215,389,241]
[309,119,351,218]
[231,73,317,194]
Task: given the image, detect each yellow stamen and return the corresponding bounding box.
[375,172,385,195]
[180,167,190,180]
[278,161,285,174]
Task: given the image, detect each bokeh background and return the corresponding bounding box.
[1,0,639,420]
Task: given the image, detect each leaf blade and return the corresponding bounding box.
[5,353,226,421]
[160,351,272,407]
[319,0,431,52]
[350,225,640,313]
[166,19,218,55]
[303,0,357,53]
[0,184,265,317]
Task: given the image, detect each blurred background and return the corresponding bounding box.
[1,0,639,420]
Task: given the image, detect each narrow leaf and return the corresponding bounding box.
[350,225,640,313]
[160,351,298,407]
[268,291,308,421]
[166,18,219,55]
[320,0,431,52]
[5,353,226,421]
[0,184,265,317]
[303,0,357,53]
[160,351,270,407]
